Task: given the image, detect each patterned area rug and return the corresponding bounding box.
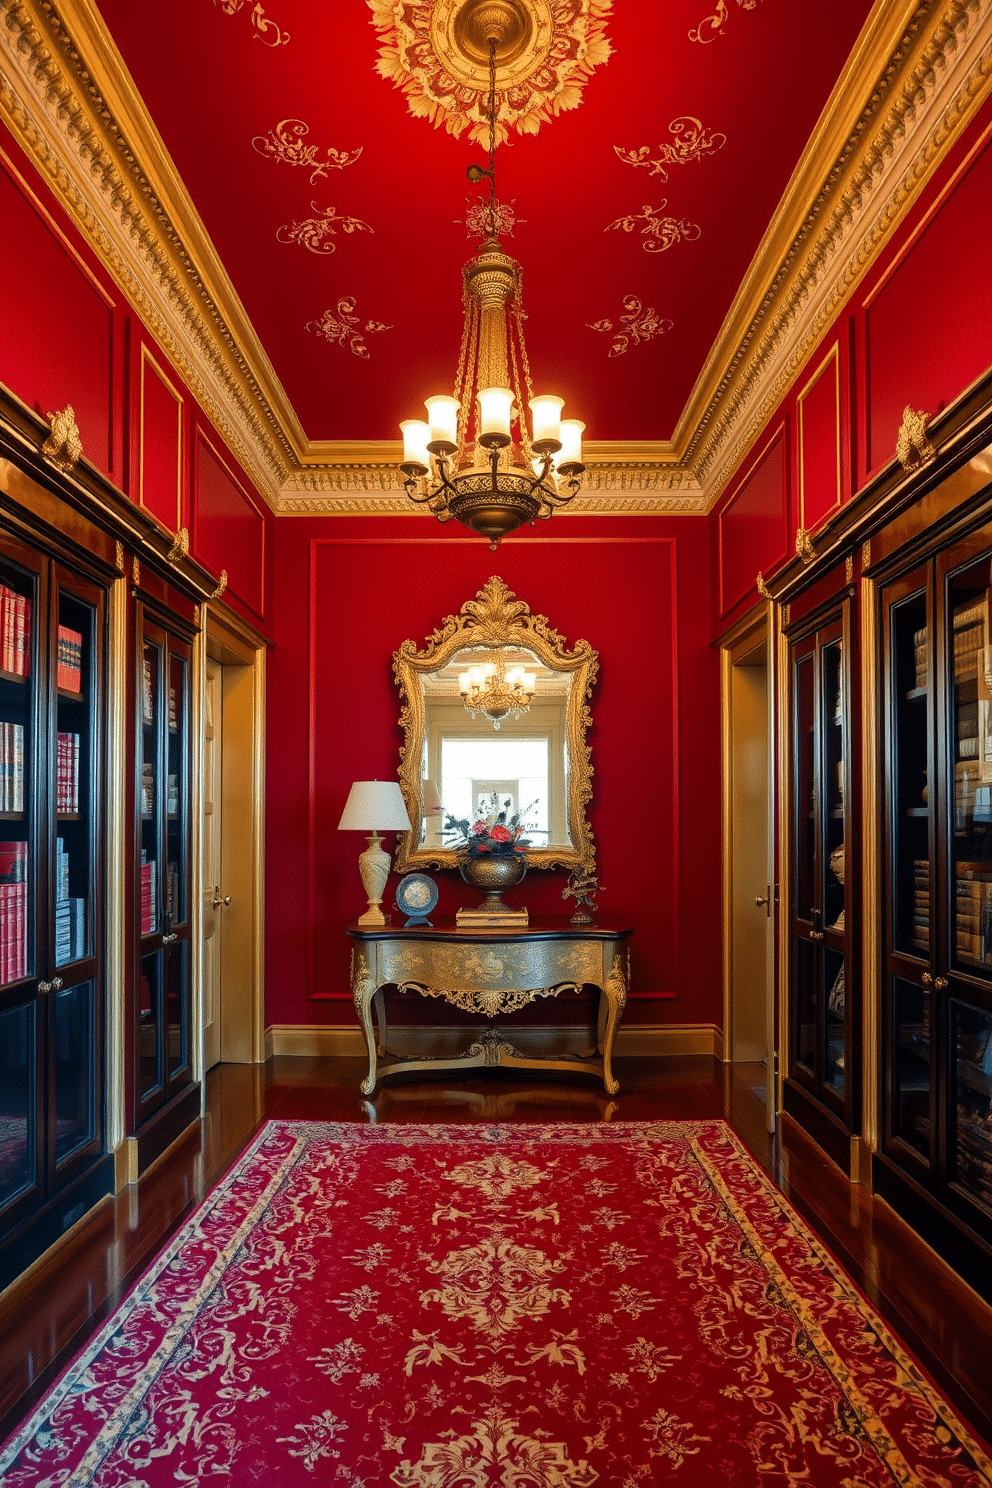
[2,1120,990,1486]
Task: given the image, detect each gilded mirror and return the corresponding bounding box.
[394,577,598,874]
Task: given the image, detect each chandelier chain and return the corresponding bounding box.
[486,36,497,202]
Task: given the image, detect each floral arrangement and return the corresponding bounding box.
[443,794,535,857]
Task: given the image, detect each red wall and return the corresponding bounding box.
[711,102,992,637]
[265,515,721,1029]
[0,123,273,637]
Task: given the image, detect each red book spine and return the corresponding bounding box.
[0,586,10,673]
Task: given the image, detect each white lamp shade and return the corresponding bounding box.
[558,418,585,465]
[400,419,431,469]
[529,395,564,446]
[338,780,412,831]
[477,386,514,440]
[425,395,460,447]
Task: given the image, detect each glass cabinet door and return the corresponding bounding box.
[47,571,103,1181]
[941,549,992,1221]
[0,552,41,1226]
[134,609,193,1128]
[785,604,854,1144]
[882,570,934,1170]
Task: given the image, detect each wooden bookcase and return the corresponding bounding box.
[0,526,114,1288]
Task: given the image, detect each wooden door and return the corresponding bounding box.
[202,658,222,1071]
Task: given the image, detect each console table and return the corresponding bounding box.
[347,918,633,1096]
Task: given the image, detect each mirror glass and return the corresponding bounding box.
[420,644,572,851]
[394,578,597,875]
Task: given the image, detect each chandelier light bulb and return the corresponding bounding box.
[425,395,460,452]
[477,386,514,447]
[400,419,431,473]
[557,418,586,471]
[529,395,564,451]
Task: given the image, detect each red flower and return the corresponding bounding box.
[471,821,487,835]
[476,843,490,852]
[513,843,527,853]
[490,825,512,843]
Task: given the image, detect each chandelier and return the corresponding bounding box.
[398,12,585,551]
[458,652,536,730]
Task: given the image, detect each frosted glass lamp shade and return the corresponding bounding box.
[425,395,460,450]
[529,395,564,450]
[477,387,514,446]
[557,419,585,470]
[338,780,412,832]
[400,420,431,472]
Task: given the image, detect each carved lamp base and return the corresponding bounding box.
[357,831,391,927]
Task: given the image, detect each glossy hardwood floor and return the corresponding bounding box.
[2,1055,992,1453]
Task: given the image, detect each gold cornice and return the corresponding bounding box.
[0,0,989,517]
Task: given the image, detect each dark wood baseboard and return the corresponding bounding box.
[782,1080,852,1173]
[134,1083,201,1177]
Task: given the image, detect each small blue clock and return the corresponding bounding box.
[395,872,439,927]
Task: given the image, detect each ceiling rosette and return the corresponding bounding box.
[368,0,613,145]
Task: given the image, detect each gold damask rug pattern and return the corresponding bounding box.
[1,1120,990,1485]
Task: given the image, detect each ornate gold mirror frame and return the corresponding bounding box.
[394,576,598,875]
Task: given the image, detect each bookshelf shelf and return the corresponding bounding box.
[0,669,27,687]
[905,807,930,817]
[904,686,928,701]
[0,810,25,821]
[57,688,84,704]
[57,812,82,822]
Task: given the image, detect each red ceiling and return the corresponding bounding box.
[94,0,876,445]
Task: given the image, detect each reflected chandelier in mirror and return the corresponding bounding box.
[394,577,598,875]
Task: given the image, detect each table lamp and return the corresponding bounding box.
[338,780,412,926]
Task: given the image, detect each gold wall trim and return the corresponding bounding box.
[0,0,988,513]
[138,344,184,530]
[797,343,843,531]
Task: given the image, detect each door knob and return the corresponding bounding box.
[934,975,948,991]
[212,893,232,908]
[754,895,768,907]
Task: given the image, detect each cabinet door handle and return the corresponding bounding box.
[38,977,62,994]
[162,932,178,946]
[921,971,933,986]
[934,975,948,991]
[810,930,824,941]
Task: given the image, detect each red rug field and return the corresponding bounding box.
[1,1120,990,1485]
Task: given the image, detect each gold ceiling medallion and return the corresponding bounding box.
[896,405,936,472]
[42,405,83,474]
[368,0,613,144]
[588,296,672,358]
[795,528,816,566]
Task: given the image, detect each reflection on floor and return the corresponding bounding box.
[1,1055,991,1450]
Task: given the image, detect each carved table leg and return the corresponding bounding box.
[351,945,379,1095]
[599,949,629,1096]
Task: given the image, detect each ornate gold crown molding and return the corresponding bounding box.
[694,0,992,506]
[0,0,988,518]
